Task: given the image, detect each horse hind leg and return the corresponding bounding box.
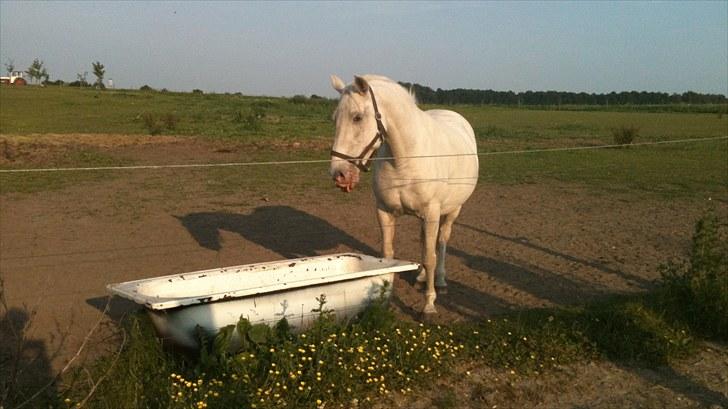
[421,209,441,315]
[414,221,427,288]
[435,207,462,294]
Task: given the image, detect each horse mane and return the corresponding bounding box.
[361,75,418,107]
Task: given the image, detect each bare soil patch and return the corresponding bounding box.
[1,135,726,408]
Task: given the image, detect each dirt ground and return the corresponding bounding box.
[1,134,726,408]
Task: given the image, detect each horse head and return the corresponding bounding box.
[329,75,385,192]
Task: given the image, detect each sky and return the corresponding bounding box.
[1,1,726,97]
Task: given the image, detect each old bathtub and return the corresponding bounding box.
[107,253,419,348]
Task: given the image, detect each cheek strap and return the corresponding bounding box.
[330,88,388,172]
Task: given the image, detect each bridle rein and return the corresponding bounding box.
[330,88,388,172]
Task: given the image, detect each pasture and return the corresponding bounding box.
[1,86,727,408]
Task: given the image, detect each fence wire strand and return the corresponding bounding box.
[0,135,725,174]
[1,134,726,302]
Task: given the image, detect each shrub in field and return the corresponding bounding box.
[290,94,309,104]
[611,125,639,145]
[659,212,728,339]
[580,298,694,365]
[140,112,179,135]
[162,113,179,131]
[233,107,266,132]
[61,314,184,409]
[141,113,163,135]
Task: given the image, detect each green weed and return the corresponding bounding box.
[658,212,728,339]
[611,125,639,145]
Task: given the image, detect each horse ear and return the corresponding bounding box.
[330,75,345,94]
[353,76,369,95]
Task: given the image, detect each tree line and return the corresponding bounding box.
[398,82,727,106]
[4,58,106,88]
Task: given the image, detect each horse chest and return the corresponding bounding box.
[373,175,433,217]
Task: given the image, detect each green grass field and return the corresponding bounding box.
[2,86,726,198]
[0,86,335,141]
[2,86,726,143]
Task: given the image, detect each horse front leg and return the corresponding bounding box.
[376,208,396,259]
[421,210,441,315]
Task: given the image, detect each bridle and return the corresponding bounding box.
[330,88,388,172]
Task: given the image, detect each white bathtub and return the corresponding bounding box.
[107,253,418,348]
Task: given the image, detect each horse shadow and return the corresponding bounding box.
[454,222,652,289]
[86,295,138,322]
[393,265,515,321]
[447,246,609,306]
[89,206,378,326]
[176,205,377,259]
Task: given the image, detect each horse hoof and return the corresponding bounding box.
[436,286,448,295]
[413,281,425,291]
[422,304,437,315]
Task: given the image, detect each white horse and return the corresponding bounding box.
[329,74,479,315]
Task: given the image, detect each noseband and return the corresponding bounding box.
[330,88,388,172]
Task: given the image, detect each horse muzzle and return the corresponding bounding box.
[332,168,360,193]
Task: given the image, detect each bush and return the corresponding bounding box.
[581,298,693,365]
[290,94,309,104]
[139,85,154,91]
[659,212,728,339]
[162,113,178,131]
[140,112,179,135]
[233,107,265,132]
[64,314,183,409]
[611,125,639,145]
[141,113,163,135]
[192,89,204,95]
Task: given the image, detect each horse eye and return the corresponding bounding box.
[353,114,362,123]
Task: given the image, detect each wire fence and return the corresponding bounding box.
[1,135,726,303]
[0,135,725,174]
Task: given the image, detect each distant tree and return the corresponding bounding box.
[92,61,105,89]
[75,71,89,87]
[4,59,14,75]
[398,81,727,106]
[25,58,46,84]
[40,67,49,84]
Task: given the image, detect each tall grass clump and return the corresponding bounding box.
[233,107,265,132]
[611,125,639,145]
[658,212,728,339]
[140,112,179,135]
[62,314,185,409]
[578,297,694,365]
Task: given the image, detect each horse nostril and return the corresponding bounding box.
[335,171,345,180]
